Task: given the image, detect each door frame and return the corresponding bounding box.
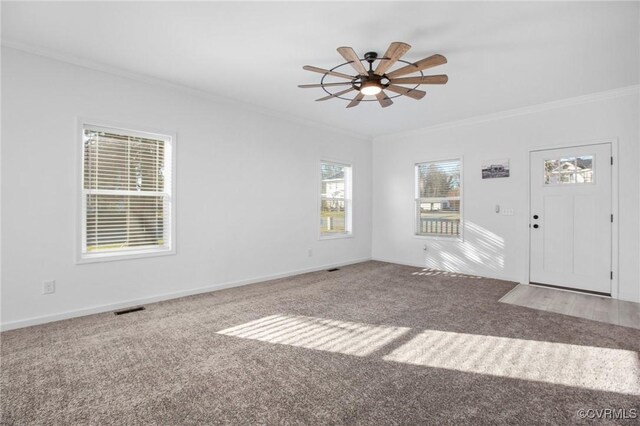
[526,138,619,299]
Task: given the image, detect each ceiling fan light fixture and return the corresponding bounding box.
[360,81,382,96]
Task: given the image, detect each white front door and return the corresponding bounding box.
[529,143,612,294]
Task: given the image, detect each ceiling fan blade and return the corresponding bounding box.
[337,47,368,76]
[374,42,411,76]
[386,54,447,79]
[389,75,448,85]
[375,91,393,108]
[385,85,426,100]
[346,93,365,108]
[303,65,354,80]
[316,87,356,101]
[298,82,353,88]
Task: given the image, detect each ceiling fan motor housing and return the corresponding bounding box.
[364,51,378,63]
[354,52,387,94]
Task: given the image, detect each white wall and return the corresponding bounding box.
[3,47,638,331]
[372,89,640,302]
[1,48,373,328]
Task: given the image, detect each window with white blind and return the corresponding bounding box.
[80,124,175,262]
[320,161,352,238]
[415,159,462,237]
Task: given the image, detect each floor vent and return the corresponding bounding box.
[114,306,145,316]
[327,268,340,272]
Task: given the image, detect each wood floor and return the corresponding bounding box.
[499,284,640,329]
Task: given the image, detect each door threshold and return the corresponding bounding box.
[528,282,610,297]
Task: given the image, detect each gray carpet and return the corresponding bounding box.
[1,261,639,425]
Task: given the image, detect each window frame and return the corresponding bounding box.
[318,159,353,240]
[413,156,464,241]
[76,119,177,264]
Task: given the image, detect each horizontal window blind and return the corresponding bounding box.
[82,126,172,257]
[415,159,461,237]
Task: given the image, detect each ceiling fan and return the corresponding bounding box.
[298,42,448,108]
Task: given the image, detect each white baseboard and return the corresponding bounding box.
[371,256,517,283]
[371,257,428,270]
[0,257,371,332]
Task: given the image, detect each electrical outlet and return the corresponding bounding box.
[43,280,55,295]
[308,249,313,257]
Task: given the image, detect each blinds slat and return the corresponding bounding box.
[86,199,166,204]
[87,233,164,240]
[87,234,166,242]
[84,158,162,167]
[87,241,167,247]
[87,245,169,253]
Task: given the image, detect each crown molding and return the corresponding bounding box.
[4,40,637,143]
[1,40,371,141]
[375,84,640,141]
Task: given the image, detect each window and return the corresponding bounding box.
[320,161,352,237]
[544,155,594,185]
[80,124,174,261]
[415,159,461,237]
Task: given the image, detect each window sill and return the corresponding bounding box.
[77,247,176,264]
[319,233,353,241]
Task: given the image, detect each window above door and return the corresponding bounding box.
[544,155,594,185]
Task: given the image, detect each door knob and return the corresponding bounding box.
[533,214,539,219]
[533,224,539,229]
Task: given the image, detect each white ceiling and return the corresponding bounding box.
[2,1,639,137]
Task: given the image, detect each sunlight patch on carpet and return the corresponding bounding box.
[382,330,640,395]
[217,314,410,357]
